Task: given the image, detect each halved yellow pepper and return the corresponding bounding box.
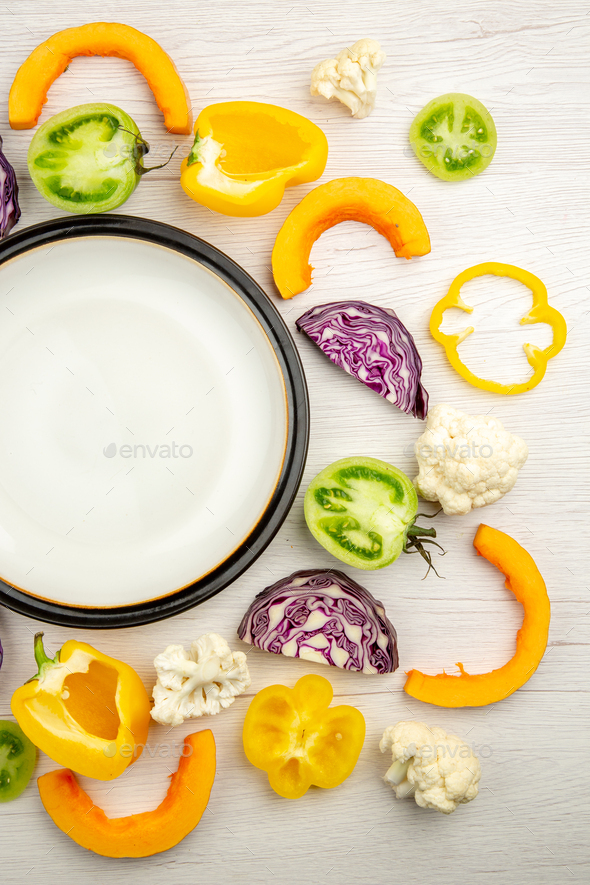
[430,262,567,394]
[180,102,328,217]
[243,674,365,799]
[11,633,151,780]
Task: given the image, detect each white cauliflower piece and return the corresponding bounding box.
[310,38,386,119]
[151,633,251,726]
[380,720,481,815]
[413,403,528,515]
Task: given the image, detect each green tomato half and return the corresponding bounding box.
[304,456,419,570]
[27,103,145,213]
[409,93,497,181]
[0,720,37,802]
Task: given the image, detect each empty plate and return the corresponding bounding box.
[0,216,308,627]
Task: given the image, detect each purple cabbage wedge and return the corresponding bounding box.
[296,300,428,419]
[237,568,399,674]
[0,136,21,238]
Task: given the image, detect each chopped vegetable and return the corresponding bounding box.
[404,524,551,707]
[310,38,386,119]
[0,721,37,803]
[27,103,173,214]
[9,22,192,133]
[409,93,497,181]
[430,262,567,395]
[151,633,251,726]
[296,300,428,419]
[38,730,215,857]
[0,135,21,238]
[11,632,151,780]
[243,674,365,799]
[237,568,399,674]
[272,177,430,299]
[305,456,443,573]
[380,721,481,814]
[414,404,528,515]
[180,102,328,216]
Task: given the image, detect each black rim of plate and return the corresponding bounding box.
[0,215,309,628]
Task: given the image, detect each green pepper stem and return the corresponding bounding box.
[26,632,60,684]
[186,131,202,167]
[33,632,52,669]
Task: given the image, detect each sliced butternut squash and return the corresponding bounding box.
[404,524,551,707]
[271,177,431,299]
[9,23,192,133]
[37,730,216,857]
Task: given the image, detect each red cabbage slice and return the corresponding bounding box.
[0,136,21,239]
[237,568,399,674]
[296,300,428,419]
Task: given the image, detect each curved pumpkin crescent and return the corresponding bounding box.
[37,730,216,858]
[404,524,551,708]
[271,177,431,299]
[9,22,192,134]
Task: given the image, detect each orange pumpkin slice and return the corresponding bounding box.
[404,525,551,707]
[9,22,192,133]
[37,730,216,857]
[272,177,431,299]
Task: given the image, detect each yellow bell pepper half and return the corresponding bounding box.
[242,674,365,799]
[11,633,151,781]
[430,262,567,395]
[180,101,328,217]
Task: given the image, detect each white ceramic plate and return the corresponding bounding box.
[0,217,308,625]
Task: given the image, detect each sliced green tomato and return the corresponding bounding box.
[304,456,418,570]
[0,720,37,802]
[27,103,143,214]
[409,93,497,181]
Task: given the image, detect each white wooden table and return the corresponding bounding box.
[1,2,589,882]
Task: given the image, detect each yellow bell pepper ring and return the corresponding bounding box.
[11,633,151,781]
[430,262,567,395]
[242,674,365,799]
[180,101,328,217]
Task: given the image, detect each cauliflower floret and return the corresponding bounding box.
[380,720,481,815]
[413,403,528,515]
[151,633,251,726]
[310,39,386,119]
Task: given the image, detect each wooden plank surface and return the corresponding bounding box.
[0,1,589,882]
